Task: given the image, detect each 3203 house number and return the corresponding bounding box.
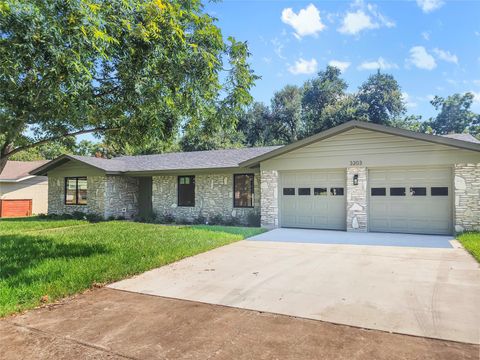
[350,160,363,166]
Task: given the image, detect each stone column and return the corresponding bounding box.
[454,163,480,232]
[260,170,278,228]
[346,167,367,232]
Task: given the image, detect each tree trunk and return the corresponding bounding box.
[0,143,13,175]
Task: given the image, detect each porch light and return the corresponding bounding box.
[353,174,359,186]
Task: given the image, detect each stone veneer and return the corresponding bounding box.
[48,175,139,219]
[454,163,480,232]
[48,176,106,216]
[151,172,260,224]
[260,170,278,228]
[346,167,368,231]
[104,175,139,219]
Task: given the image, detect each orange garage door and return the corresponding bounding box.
[0,199,32,218]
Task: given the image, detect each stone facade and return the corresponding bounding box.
[104,175,139,219]
[151,172,260,224]
[48,176,106,216]
[454,163,480,232]
[346,167,368,232]
[48,175,139,219]
[260,170,278,228]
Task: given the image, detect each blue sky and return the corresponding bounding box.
[206,0,480,119]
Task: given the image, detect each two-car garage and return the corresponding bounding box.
[279,166,452,235]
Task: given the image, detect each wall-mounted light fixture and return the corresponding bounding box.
[353,174,359,186]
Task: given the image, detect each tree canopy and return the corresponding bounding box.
[0,0,257,172]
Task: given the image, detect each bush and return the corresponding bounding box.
[192,214,207,225]
[246,212,261,227]
[71,211,87,220]
[175,217,192,225]
[223,216,240,226]
[85,213,103,223]
[209,214,224,225]
[59,213,74,220]
[115,215,126,221]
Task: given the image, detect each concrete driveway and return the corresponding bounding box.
[110,232,480,344]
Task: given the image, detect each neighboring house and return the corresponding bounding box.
[31,121,480,235]
[0,160,49,217]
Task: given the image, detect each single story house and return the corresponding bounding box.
[0,160,49,217]
[31,121,480,235]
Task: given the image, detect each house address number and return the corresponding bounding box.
[350,160,363,166]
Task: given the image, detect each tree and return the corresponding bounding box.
[0,0,257,173]
[237,102,280,146]
[302,66,348,135]
[426,93,480,135]
[319,94,369,128]
[270,85,303,143]
[357,71,406,125]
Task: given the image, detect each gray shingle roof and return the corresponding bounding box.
[116,146,282,172]
[30,146,282,175]
[0,161,49,181]
[441,133,480,144]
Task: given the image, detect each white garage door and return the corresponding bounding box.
[280,170,346,230]
[369,167,452,235]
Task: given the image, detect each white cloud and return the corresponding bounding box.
[338,1,394,35]
[407,46,437,70]
[416,0,444,13]
[433,48,458,64]
[271,38,286,60]
[358,57,398,70]
[402,92,418,108]
[421,31,430,40]
[281,4,326,38]
[288,58,318,75]
[263,57,272,64]
[328,60,351,72]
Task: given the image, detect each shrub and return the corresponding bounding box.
[175,217,192,225]
[71,211,87,220]
[59,213,74,220]
[192,214,207,225]
[115,215,126,221]
[158,212,175,224]
[209,214,224,225]
[107,215,116,221]
[38,213,48,219]
[246,212,261,227]
[224,216,240,226]
[85,213,103,223]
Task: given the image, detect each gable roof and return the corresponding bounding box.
[239,121,480,167]
[0,160,49,182]
[30,146,282,176]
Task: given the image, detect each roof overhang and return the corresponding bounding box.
[239,120,480,167]
[0,175,39,183]
[29,155,120,176]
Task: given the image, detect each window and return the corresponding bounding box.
[234,174,254,208]
[330,187,344,196]
[298,188,311,195]
[314,187,327,196]
[178,176,195,206]
[431,187,449,196]
[283,188,295,195]
[410,187,426,196]
[390,187,406,196]
[65,177,87,205]
[371,187,386,196]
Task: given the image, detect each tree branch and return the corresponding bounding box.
[4,127,121,158]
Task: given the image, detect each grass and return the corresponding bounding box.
[0,217,265,317]
[457,232,480,263]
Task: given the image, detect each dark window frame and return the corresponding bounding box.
[314,187,327,196]
[371,187,386,196]
[390,187,406,196]
[64,177,87,205]
[431,187,449,196]
[298,187,311,196]
[330,187,344,196]
[178,175,195,207]
[283,188,295,196]
[233,173,255,208]
[410,187,427,196]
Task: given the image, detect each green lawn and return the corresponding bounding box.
[457,232,480,263]
[0,217,265,317]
